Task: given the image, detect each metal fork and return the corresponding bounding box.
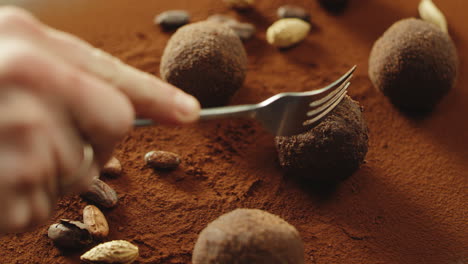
[134,66,356,136]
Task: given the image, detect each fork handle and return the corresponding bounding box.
[134,104,259,126]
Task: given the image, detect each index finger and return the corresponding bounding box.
[47,29,201,125]
[3,9,200,124]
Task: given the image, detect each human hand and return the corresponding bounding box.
[0,6,200,232]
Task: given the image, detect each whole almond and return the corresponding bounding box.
[47,219,92,249]
[81,179,118,208]
[101,156,122,178]
[145,150,181,169]
[83,205,109,239]
[266,18,311,48]
[80,240,139,264]
[418,0,448,33]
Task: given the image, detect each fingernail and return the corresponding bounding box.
[174,92,200,122]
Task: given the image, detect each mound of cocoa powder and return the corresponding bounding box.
[0,0,466,264]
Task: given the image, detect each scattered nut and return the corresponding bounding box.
[207,14,255,41]
[47,219,92,249]
[80,240,139,264]
[418,0,448,33]
[145,150,181,169]
[81,179,118,208]
[207,14,237,24]
[266,18,311,48]
[83,205,109,239]
[228,22,256,41]
[277,5,311,22]
[154,10,190,30]
[101,156,122,178]
[223,0,254,9]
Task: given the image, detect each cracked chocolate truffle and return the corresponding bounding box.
[192,208,304,264]
[160,21,247,107]
[369,18,458,111]
[275,95,368,181]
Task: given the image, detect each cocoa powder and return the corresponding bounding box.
[0,0,467,264]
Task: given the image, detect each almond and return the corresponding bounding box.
[418,0,448,33]
[80,240,139,264]
[266,18,310,48]
[83,205,109,239]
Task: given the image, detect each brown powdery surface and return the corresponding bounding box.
[0,0,467,264]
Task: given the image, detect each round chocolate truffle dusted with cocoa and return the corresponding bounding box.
[275,95,368,181]
[160,21,247,107]
[192,208,304,264]
[369,18,458,111]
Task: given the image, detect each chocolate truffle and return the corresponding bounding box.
[192,209,304,264]
[275,95,368,181]
[369,18,458,111]
[160,21,247,107]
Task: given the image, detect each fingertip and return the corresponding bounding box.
[173,91,201,124]
[10,195,30,230]
[32,188,51,224]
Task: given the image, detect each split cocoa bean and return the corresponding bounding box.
[81,179,118,208]
[47,219,92,249]
[145,150,181,169]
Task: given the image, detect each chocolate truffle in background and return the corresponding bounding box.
[275,95,368,181]
[369,18,458,111]
[318,0,348,13]
[192,209,304,264]
[160,21,247,107]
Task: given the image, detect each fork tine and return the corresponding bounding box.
[309,74,353,108]
[304,82,350,126]
[306,81,350,117]
[303,65,356,97]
